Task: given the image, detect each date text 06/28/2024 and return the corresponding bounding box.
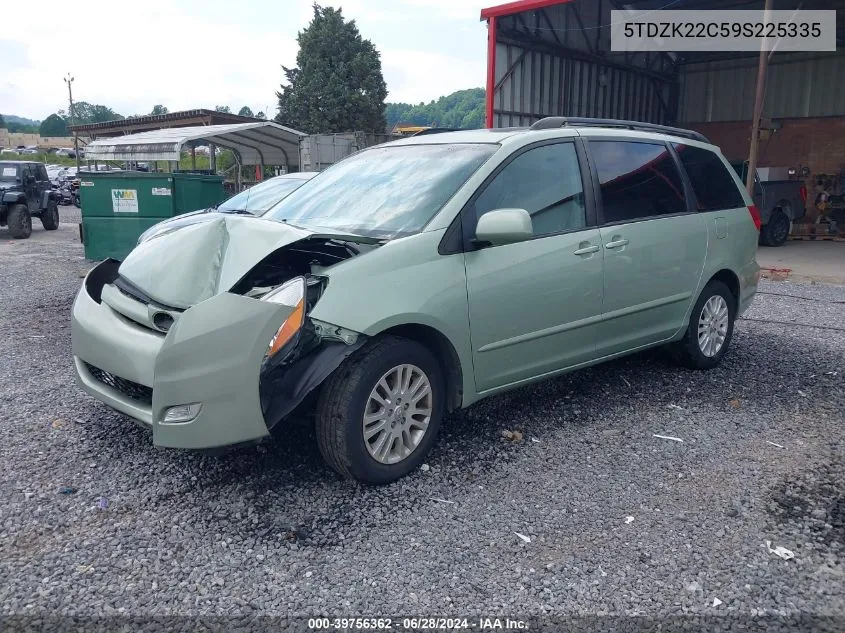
[307,617,528,630]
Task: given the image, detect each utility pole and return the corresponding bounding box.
[746,0,773,195]
[64,73,81,172]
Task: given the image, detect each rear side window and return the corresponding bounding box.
[590,141,687,224]
[675,144,746,211]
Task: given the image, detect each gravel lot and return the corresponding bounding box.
[1,209,843,626]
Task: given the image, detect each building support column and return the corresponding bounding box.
[746,0,773,196]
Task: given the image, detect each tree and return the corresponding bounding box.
[385,88,486,131]
[0,114,5,129]
[255,111,267,120]
[150,105,169,115]
[40,114,69,136]
[238,106,254,117]
[276,4,387,133]
[215,105,231,113]
[70,102,123,124]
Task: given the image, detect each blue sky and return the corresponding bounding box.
[1,0,490,120]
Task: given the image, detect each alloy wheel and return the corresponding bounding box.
[697,295,729,357]
[362,363,433,465]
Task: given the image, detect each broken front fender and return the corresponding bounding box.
[152,292,294,449]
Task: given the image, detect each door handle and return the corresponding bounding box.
[604,238,629,249]
[573,244,600,256]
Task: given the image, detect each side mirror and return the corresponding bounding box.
[474,208,533,247]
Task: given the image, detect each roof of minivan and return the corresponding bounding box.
[385,128,529,145]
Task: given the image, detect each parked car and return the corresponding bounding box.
[71,119,760,484]
[0,161,60,238]
[730,161,807,247]
[136,172,319,244]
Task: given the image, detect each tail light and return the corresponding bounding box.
[799,186,808,203]
[747,204,762,231]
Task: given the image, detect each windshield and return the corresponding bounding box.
[264,143,497,238]
[0,165,20,181]
[218,177,308,215]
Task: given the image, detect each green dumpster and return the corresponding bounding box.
[79,171,226,260]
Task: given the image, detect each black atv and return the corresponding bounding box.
[0,161,60,239]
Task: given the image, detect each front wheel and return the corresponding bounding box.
[315,335,444,484]
[7,204,32,239]
[669,280,736,370]
[41,200,59,230]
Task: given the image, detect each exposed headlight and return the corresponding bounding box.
[262,277,306,358]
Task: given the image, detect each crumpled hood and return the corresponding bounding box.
[118,215,316,309]
[136,208,220,243]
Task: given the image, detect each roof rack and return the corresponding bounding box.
[529,117,709,143]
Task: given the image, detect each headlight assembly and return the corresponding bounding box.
[262,276,306,358]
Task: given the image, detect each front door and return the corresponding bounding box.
[463,141,605,392]
[586,139,707,357]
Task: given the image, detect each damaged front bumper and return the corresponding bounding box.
[71,260,364,450]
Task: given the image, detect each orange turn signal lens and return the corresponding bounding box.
[261,277,307,358]
[267,299,304,358]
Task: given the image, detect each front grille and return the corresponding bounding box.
[84,362,153,406]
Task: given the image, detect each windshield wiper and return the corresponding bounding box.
[219,209,254,215]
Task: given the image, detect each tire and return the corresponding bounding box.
[7,204,32,239]
[73,194,80,208]
[315,335,445,484]
[669,280,736,370]
[760,208,790,247]
[41,200,59,230]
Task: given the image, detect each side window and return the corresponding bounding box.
[472,143,586,238]
[23,165,35,182]
[590,141,687,224]
[674,144,746,211]
[37,164,49,181]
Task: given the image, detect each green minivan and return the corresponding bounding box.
[71,118,760,484]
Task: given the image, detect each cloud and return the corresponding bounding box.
[382,48,486,104]
[2,0,487,120]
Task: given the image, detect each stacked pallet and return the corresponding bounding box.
[789,222,844,241]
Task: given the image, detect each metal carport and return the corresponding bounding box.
[82,121,307,173]
[481,0,845,129]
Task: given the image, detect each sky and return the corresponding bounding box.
[0,0,491,121]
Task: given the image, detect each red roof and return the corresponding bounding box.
[480,0,574,20]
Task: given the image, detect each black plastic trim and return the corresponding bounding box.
[259,336,367,430]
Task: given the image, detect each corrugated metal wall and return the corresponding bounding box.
[492,42,673,127]
[679,51,845,123]
[491,0,676,128]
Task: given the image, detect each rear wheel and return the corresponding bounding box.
[316,335,444,484]
[670,280,736,370]
[760,208,790,247]
[7,204,32,239]
[41,200,59,230]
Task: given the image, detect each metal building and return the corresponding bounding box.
[481,0,845,128]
